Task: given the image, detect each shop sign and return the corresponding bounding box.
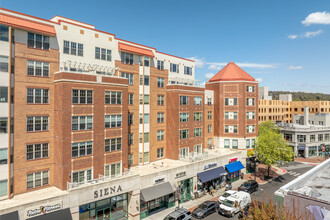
[175,171,186,179]
[229,158,237,163]
[94,185,123,199]
[153,175,166,184]
[203,162,217,170]
[26,201,62,218]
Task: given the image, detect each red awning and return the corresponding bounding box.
[118,42,154,57]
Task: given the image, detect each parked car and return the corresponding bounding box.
[238,180,259,194]
[164,208,192,220]
[218,190,237,204]
[218,191,251,217]
[192,201,218,219]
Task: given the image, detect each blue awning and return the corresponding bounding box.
[299,146,306,150]
[225,161,245,173]
[197,166,227,183]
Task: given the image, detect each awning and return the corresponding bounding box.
[299,146,306,150]
[140,182,175,202]
[30,208,72,220]
[118,42,155,57]
[225,161,245,173]
[0,211,19,220]
[197,166,227,183]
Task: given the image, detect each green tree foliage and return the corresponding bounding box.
[256,121,294,178]
[269,91,330,101]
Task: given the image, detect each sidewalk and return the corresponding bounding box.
[294,157,327,165]
[144,179,245,220]
[243,164,286,185]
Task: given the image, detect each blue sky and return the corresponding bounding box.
[1,0,330,93]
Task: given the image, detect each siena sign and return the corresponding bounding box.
[94,185,123,199]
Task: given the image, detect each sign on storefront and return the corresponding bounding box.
[153,175,166,184]
[203,162,217,170]
[94,185,123,199]
[25,200,62,218]
[229,158,237,163]
[175,171,186,179]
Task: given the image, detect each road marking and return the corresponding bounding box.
[293,173,300,176]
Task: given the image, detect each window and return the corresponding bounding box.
[63,40,83,56]
[157,78,165,88]
[105,163,121,178]
[194,145,202,154]
[225,125,238,133]
[27,60,49,77]
[207,111,212,119]
[246,86,255,92]
[72,116,93,130]
[157,148,164,158]
[139,133,149,143]
[246,125,255,133]
[157,95,164,105]
[207,138,212,146]
[284,134,292,141]
[121,72,134,85]
[318,134,323,142]
[128,94,134,105]
[139,56,149,67]
[128,113,134,125]
[0,87,8,103]
[0,24,9,42]
[232,140,238,149]
[194,128,202,137]
[139,114,149,124]
[246,139,250,149]
[225,98,238,106]
[184,66,192,75]
[26,143,48,160]
[180,129,189,139]
[319,121,324,125]
[128,134,133,145]
[157,130,164,141]
[0,148,8,164]
[128,154,133,166]
[224,139,230,148]
[95,47,111,61]
[194,112,202,121]
[0,118,8,133]
[180,96,189,105]
[139,75,150,86]
[26,116,48,132]
[310,135,315,143]
[105,91,122,104]
[121,52,133,65]
[246,98,255,106]
[208,125,212,133]
[180,113,189,122]
[139,152,149,164]
[170,63,179,73]
[179,148,189,159]
[26,171,49,189]
[72,169,92,184]
[225,112,238,120]
[28,33,49,50]
[105,115,122,128]
[0,56,9,72]
[207,98,212,105]
[297,135,306,143]
[105,138,122,152]
[157,60,164,70]
[252,139,255,148]
[246,112,255,120]
[72,89,93,104]
[139,94,150,104]
[27,88,49,104]
[72,142,93,157]
[194,97,202,105]
[0,180,7,197]
[325,134,330,141]
[157,113,164,123]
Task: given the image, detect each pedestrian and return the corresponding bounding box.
[209,185,214,196]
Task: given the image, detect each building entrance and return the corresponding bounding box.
[96,208,110,220]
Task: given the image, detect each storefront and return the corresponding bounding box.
[197,166,227,192]
[246,156,256,174]
[140,182,175,219]
[79,193,128,220]
[178,177,193,204]
[298,145,306,157]
[225,161,245,182]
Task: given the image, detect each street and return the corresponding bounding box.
[195,162,314,220]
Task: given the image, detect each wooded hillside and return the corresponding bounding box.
[269,91,330,101]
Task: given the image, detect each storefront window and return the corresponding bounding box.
[224,139,230,148]
[308,146,317,157]
[246,139,250,149]
[232,140,238,149]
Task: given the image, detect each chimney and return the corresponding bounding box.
[304,106,309,125]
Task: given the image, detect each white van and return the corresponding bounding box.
[218,190,237,204]
[218,191,251,217]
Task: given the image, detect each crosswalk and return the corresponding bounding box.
[286,171,301,176]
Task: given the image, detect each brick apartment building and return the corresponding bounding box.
[0,8,256,220]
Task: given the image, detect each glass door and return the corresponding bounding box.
[96,208,110,220]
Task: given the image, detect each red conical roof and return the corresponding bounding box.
[209,61,255,82]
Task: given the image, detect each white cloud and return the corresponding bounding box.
[288,35,298,39]
[207,62,277,69]
[302,11,330,26]
[208,64,222,70]
[205,73,214,80]
[256,77,263,83]
[185,56,205,68]
[288,65,303,70]
[288,30,323,39]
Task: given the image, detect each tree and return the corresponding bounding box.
[256,121,294,178]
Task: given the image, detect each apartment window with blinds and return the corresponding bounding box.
[105,91,122,104]
[105,115,122,128]
[27,60,49,77]
[157,78,165,88]
[157,148,164,158]
[246,125,255,133]
[121,52,133,65]
[225,98,238,106]
[180,129,189,139]
[72,169,92,184]
[139,114,149,124]
[194,128,202,137]
[28,33,49,50]
[246,112,255,120]
[246,86,255,92]
[71,141,93,158]
[26,116,48,132]
[63,40,83,56]
[139,133,149,143]
[105,163,121,178]
[121,72,134,85]
[105,138,122,152]
[128,113,134,125]
[72,89,93,104]
[225,125,238,133]
[225,112,238,120]
[27,88,49,104]
[157,60,164,70]
[180,113,189,122]
[0,56,9,72]
[194,112,202,121]
[246,98,255,106]
[180,96,189,105]
[26,143,48,160]
[128,94,134,105]
[157,112,164,123]
[95,47,111,61]
[72,116,93,130]
[184,66,192,75]
[157,130,164,141]
[170,63,179,73]
[139,94,150,104]
[26,171,49,189]
[194,97,202,105]
[157,95,164,105]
